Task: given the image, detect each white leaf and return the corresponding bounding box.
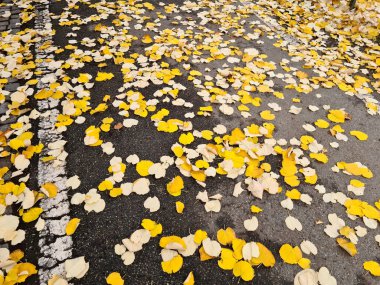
[303,124,316,132]
[375,235,380,246]
[280,198,294,210]
[202,238,221,257]
[101,142,115,155]
[114,244,126,255]
[318,267,337,285]
[308,105,319,112]
[22,188,35,209]
[204,200,221,213]
[123,119,139,128]
[14,155,30,171]
[328,213,345,228]
[161,249,178,262]
[148,163,166,179]
[242,242,260,260]
[213,124,227,135]
[132,178,150,195]
[285,216,302,231]
[243,216,258,232]
[219,104,234,115]
[289,105,302,114]
[121,251,135,266]
[126,154,139,164]
[143,196,160,212]
[294,269,318,285]
[209,194,222,200]
[122,238,143,252]
[178,235,198,257]
[66,175,81,190]
[130,229,151,244]
[65,256,89,279]
[324,225,339,238]
[355,226,367,237]
[233,182,245,197]
[300,194,312,205]
[300,240,317,255]
[71,193,85,205]
[35,218,45,232]
[196,191,208,203]
[121,183,133,196]
[248,180,263,199]
[363,217,377,229]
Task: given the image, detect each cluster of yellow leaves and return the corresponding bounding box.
[141,219,163,237]
[344,199,380,221]
[336,161,373,178]
[279,244,310,269]
[1,262,37,284]
[215,229,275,281]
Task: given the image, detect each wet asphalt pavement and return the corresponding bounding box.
[18,0,380,284]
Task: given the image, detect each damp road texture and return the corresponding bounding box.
[22,0,380,284]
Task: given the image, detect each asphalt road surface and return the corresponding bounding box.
[1,0,379,284]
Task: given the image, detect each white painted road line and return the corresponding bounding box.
[35,2,72,284]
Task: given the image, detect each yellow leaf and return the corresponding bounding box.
[157,121,178,133]
[279,244,302,264]
[250,205,263,213]
[314,119,330,129]
[286,189,301,200]
[41,183,58,198]
[250,243,275,267]
[106,272,124,285]
[161,255,183,274]
[141,219,162,237]
[298,257,311,269]
[260,110,275,120]
[216,228,235,245]
[233,261,254,281]
[98,180,114,191]
[172,144,184,157]
[194,230,207,244]
[110,188,122,197]
[160,236,186,250]
[136,160,154,177]
[7,262,37,283]
[363,261,380,277]
[176,201,185,213]
[232,238,246,260]
[35,89,53,99]
[95,72,114,81]
[350,130,368,141]
[22,207,43,223]
[66,218,80,236]
[218,248,237,270]
[9,249,24,261]
[142,34,153,44]
[327,109,348,123]
[310,153,328,163]
[77,73,91,83]
[179,132,194,145]
[183,271,195,285]
[336,238,357,256]
[167,176,184,197]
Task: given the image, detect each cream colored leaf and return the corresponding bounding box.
[244,217,258,232]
